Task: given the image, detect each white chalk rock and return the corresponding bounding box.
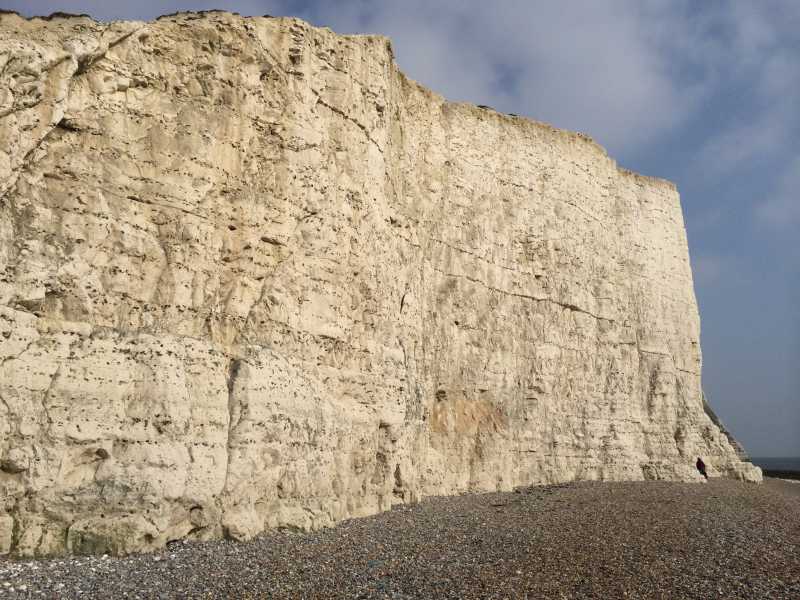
[0,10,760,556]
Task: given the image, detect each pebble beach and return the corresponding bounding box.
[1,478,798,599]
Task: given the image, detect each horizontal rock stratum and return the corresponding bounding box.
[0,10,761,557]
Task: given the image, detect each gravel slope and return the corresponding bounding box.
[1,479,798,599]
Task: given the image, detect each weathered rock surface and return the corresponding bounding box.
[0,10,760,557]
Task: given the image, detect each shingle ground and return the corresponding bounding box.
[1,478,798,599]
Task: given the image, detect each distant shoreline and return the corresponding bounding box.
[763,470,800,481]
[747,457,800,481]
[750,457,800,473]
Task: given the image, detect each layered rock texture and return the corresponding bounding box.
[0,11,760,557]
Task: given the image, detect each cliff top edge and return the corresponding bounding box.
[0,8,677,191]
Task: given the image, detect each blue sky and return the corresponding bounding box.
[6,1,799,457]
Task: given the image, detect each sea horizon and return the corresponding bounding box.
[750,457,800,472]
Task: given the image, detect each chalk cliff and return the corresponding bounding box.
[0,11,760,556]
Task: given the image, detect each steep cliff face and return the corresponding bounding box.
[0,11,760,557]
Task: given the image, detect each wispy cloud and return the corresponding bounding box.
[695,3,800,175]
[757,156,800,228]
[692,254,730,287]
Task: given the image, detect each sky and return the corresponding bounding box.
[5,1,799,457]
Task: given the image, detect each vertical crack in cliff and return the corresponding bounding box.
[0,390,11,421]
[397,336,422,423]
[238,207,311,343]
[222,358,243,493]
[40,364,62,440]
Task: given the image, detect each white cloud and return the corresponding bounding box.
[695,4,800,175]
[698,109,793,177]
